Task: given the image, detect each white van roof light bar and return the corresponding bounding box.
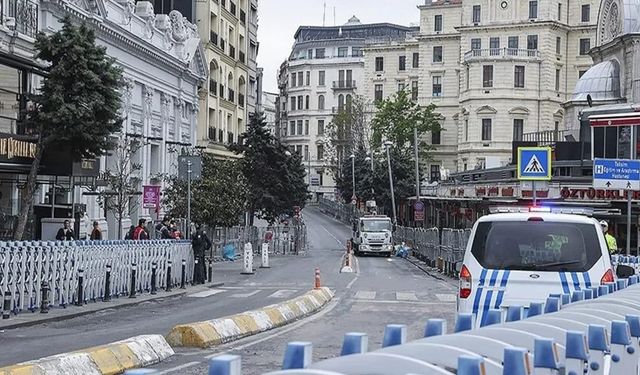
[489,206,594,216]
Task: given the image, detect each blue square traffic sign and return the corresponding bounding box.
[517,147,551,181]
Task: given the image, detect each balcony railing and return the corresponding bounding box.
[228,89,235,103]
[5,0,38,38]
[210,31,218,46]
[239,51,245,64]
[209,80,218,96]
[238,94,245,107]
[240,10,246,23]
[464,48,540,61]
[332,80,356,89]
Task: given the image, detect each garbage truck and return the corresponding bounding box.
[351,213,394,257]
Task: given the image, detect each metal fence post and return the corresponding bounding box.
[129,263,137,298]
[2,291,11,319]
[151,262,157,295]
[104,264,112,302]
[76,269,84,306]
[180,259,186,289]
[40,281,49,314]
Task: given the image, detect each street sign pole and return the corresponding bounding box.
[517,147,551,206]
[628,193,632,256]
[532,181,537,206]
[187,160,192,240]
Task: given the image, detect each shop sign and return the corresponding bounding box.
[458,189,464,197]
[488,187,499,196]
[450,189,456,197]
[0,135,37,162]
[560,187,640,200]
[501,187,514,197]
[476,187,486,196]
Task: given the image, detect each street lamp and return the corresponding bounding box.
[349,154,356,203]
[364,155,374,195]
[384,141,397,225]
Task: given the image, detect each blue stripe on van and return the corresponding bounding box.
[472,269,488,315]
[480,270,500,327]
[559,272,570,294]
[570,272,581,291]
[494,270,511,309]
[583,272,592,289]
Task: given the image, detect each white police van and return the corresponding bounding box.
[457,206,616,326]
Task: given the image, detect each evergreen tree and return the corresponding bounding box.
[230,114,309,224]
[15,17,124,239]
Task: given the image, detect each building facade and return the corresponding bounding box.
[277,17,417,200]
[363,0,600,180]
[260,91,278,135]
[195,0,259,159]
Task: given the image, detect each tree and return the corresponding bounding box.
[163,154,248,228]
[230,114,309,224]
[15,17,123,239]
[101,138,144,239]
[371,90,441,155]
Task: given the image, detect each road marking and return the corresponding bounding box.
[354,291,376,299]
[157,361,202,374]
[345,276,358,289]
[322,226,344,246]
[436,294,457,302]
[353,299,455,305]
[230,290,261,298]
[268,289,297,298]
[396,292,418,301]
[188,289,225,298]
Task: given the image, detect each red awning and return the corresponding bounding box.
[589,112,640,127]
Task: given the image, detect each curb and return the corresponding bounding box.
[0,335,174,375]
[166,287,334,348]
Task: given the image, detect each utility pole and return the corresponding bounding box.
[187,159,192,240]
[384,142,397,225]
[413,126,420,216]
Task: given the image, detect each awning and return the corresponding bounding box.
[589,112,640,127]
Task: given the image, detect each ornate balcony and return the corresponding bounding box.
[332,80,356,90]
[463,48,540,62]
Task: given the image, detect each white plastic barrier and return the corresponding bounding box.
[0,240,193,314]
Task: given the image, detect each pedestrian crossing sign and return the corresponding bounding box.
[517,147,552,181]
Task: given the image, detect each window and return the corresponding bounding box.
[557,3,562,20]
[513,119,524,141]
[527,35,538,56]
[304,145,309,160]
[412,52,419,68]
[464,120,469,141]
[398,82,406,92]
[289,121,295,135]
[432,130,441,145]
[433,46,443,62]
[556,37,561,54]
[352,47,362,57]
[291,73,297,87]
[338,47,348,57]
[483,65,493,88]
[580,38,591,55]
[472,5,481,23]
[297,72,303,86]
[430,165,441,182]
[317,120,325,135]
[471,38,481,56]
[555,69,561,91]
[307,49,313,59]
[434,14,443,32]
[408,81,416,100]
[318,95,325,110]
[482,119,492,141]
[305,120,309,135]
[318,71,325,86]
[317,144,324,160]
[578,70,587,78]
[305,95,309,110]
[514,65,525,88]
[374,84,383,102]
[489,37,500,55]
[306,71,310,85]
[290,96,296,110]
[316,48,325,58]
[508,36,518,55]
[581,4,590,22]
[338,94,344,110]
[375,57,384,71]
[529,1,538,19]
[432,76,442,97]
[297,120,303,135]
[297,96,303,109]
[399,55,406,71]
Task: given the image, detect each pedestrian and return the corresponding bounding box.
[90,221,102,240]
[133,218,149,240]
[125,225,135,240]
[600,220,618,254]
[192,223,211,284]
[55,220,75,241]
[156,217,173,239]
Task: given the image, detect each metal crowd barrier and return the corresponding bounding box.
[204,225,308,261]
[0,240,193,315]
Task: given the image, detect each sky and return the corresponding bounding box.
[257,0,421,93]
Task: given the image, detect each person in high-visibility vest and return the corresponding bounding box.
[600,220,618,254]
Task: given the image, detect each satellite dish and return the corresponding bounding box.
[587,94,593,107]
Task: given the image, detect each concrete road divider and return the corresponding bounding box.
[166,287,334,348]
[0,335,173,375]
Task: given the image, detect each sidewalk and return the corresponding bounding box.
[0,260,260,331]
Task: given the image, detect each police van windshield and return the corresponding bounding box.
[471,221,601,272]
[361,220,392,232]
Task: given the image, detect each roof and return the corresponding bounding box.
[571,60,621,101]
[293,22,416,41]
[478,213,597,225]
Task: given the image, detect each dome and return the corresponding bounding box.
[346,15,361,25]
[598,0,640,44]
[571,60,621,101]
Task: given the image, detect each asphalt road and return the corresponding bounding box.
[150,208,459,375]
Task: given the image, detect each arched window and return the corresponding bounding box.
[346,94,353,112]
[305,95,310,110]
[318,95,325,110]
[338,94,344,110]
